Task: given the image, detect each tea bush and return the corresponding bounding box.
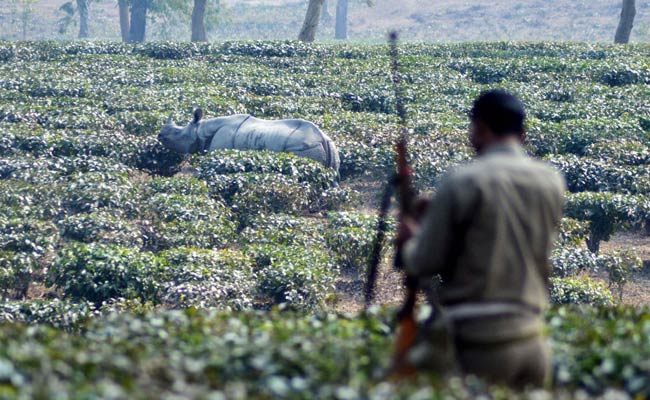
[145,175,210,197]
[0,305,646,397]
[584,139,650,166]
[57,211,144,248]
[557,218,590,247]
[597,249,643,301]
[551,247,598,278]
[47,243,165,305]
[158,248,256,309]
[240,213,326,247]
[0,298,97,329]
[552,306,650,396]
[61,171,137,214]
[0,252,37,299]
[0,180,62,220]
[144,193,238,250]
[547,154,650,194]
[564,192,650,253]
[550,277,615,306]
[0,217,58,255]
[245,245,337,309]
[326,211,396,274]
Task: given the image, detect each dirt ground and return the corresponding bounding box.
[600,232,650,306]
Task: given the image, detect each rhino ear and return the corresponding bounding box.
[193,108,204,124]
[166,114,174,125]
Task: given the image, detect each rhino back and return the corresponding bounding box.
[205,115,250,150]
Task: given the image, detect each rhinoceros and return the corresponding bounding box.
[158,109,340,172]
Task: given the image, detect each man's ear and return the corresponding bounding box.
[193,108,204,124]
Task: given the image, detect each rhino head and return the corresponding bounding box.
[157,108,204,154]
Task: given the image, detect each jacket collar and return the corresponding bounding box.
[481,141,527,158]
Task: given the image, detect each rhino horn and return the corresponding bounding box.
[166,114,174,125]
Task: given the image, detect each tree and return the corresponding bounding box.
[128,0,148,42]
[58,0,90,38]
[118,0,130,42]
[334,0,372,40]
[15,0,38,40]
[191,0,207,42]
[77,0,89,38]
[615,0,636,44]
[334,0,348,40]
[298,0,325,42]
[321,0,332,23]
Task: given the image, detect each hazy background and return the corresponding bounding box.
[0,0,649,42]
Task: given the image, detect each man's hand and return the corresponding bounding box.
[397,216,419,248]
[398,194,430,247]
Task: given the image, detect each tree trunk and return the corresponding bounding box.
[77,0,89,38]
[128,0,147,43]
[335,0,348,40]
[191,0,208,42]
[22,14,28,40]
[321,0,332,23]
[615,0,636,44]
[118,0,130,43]
[298,0,325,42]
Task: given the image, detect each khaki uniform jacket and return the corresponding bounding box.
[404,142,565,340]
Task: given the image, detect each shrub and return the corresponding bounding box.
[546,154,650,194]
[229,174,311,220]
[338,142,394,180]
[0,180,63,220]
[0,299,96,329]
[0,132,14,156]
[598,65,650,86]
[325,211,395,274]
[145,176,209,197]
[145,193,237,250]
[551,247,598,278]
[550,277,615,306]
[527,118,645,157]
[0,217,58,255]
[158,248,256,310]
[245,245,338,310]
[240,213,326,247]
[194,149,337,199]
[135,138,184,176]
[557,218,590,247]
[132,41,201,60]
[220,40,315,58]
[0,156,63,185]
[564,192,650,253]
[584,139,650,166]
[57,211,144,248]
[597,249,642,301]
[0,252,37,299]
[47,243,165,305]
[61,171,137,214]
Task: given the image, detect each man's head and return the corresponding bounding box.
[469,90,526,154]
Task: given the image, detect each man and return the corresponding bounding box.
[399,90,566,387]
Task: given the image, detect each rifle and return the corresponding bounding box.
[363,31,418,378]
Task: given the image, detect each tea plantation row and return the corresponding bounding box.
[0,306,648,398]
